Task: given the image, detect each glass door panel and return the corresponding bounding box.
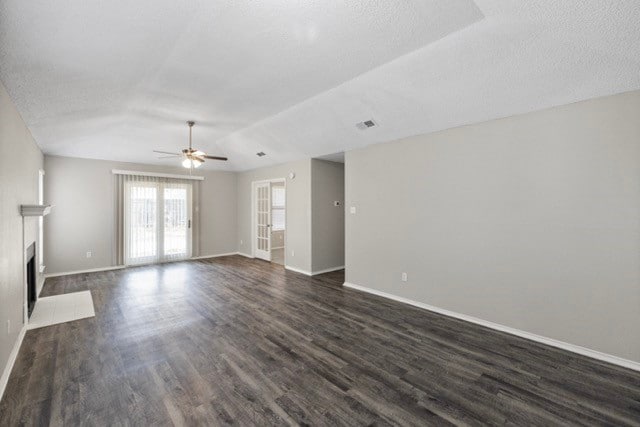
[126,183,158,265]
[163,186,191,260]
[255,182,271,261]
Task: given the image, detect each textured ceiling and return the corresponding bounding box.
[1,1,639,171]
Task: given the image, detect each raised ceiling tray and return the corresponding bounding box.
[20,205,52,217]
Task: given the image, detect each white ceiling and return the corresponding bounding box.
[1,1,639,171]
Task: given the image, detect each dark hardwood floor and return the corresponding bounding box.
[1,255,639,426]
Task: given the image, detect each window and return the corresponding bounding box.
[271,186,285,231]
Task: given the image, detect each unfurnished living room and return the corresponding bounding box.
[1,1,640,425]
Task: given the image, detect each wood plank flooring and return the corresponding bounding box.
[1,255,639,426]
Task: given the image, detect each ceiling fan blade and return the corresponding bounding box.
[157,155,180,159]
[203,155,228,161]
[153,150,181,156]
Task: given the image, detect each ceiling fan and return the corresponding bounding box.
[154,121,227,169]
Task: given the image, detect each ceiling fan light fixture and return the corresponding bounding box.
[155,121,227,167]
[182,156,203,169]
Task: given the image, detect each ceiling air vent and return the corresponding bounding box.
[256,152,266,157]
[356,119,376,130]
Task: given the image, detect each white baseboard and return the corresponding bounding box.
[285,265,313,276]
[343,282,640,372]
[237,252,254,258]
[312,265,345,275]
[285,265,345,276]
[0,324,26,402]
[270,246,285,250]
[191,252,238,260]
[45,265,125,278]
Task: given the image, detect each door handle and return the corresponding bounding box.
[188,220,191,229]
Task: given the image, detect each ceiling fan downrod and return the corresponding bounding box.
[187,121,195,151]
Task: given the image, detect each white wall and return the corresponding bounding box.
[44,156,238,274]
[0,80,44,390]
[237,159,311,272]
[346,90,640,363]
[311,159,345,272]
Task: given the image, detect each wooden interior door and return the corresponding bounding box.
[255,182,271,261]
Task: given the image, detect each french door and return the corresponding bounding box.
[255,182,271,261]
[124,181,192,265]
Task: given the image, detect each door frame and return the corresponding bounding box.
[124,180,193,266]
[251,178,286,263]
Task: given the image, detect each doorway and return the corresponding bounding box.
[270,182,285,265]
[124,180,192,265]
[252,179,285,264]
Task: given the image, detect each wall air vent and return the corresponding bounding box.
[356,119,376,130]
[256,152,266,157]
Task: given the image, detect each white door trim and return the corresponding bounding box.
[251,178,286,262]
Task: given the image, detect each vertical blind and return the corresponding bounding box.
[114,173,201,266]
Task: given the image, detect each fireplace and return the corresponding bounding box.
[26,242,37,318]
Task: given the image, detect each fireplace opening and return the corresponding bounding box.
[26,242,36,318]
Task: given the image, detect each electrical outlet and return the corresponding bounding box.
[291,250,295,257]
[401,272,408,282]
[350,206,356,214]
[86,251,92,258]
[240,240,243,245]
[7,319,10,334]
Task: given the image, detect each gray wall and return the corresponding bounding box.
[0,80,44,383]
[311,159,345,272]
[44,156,238,274]
[237,159,311,272]
[345,90,640,363]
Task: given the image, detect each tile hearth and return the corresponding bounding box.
[28,290,95,330]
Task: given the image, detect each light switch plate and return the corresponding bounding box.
[350,207,356,214]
